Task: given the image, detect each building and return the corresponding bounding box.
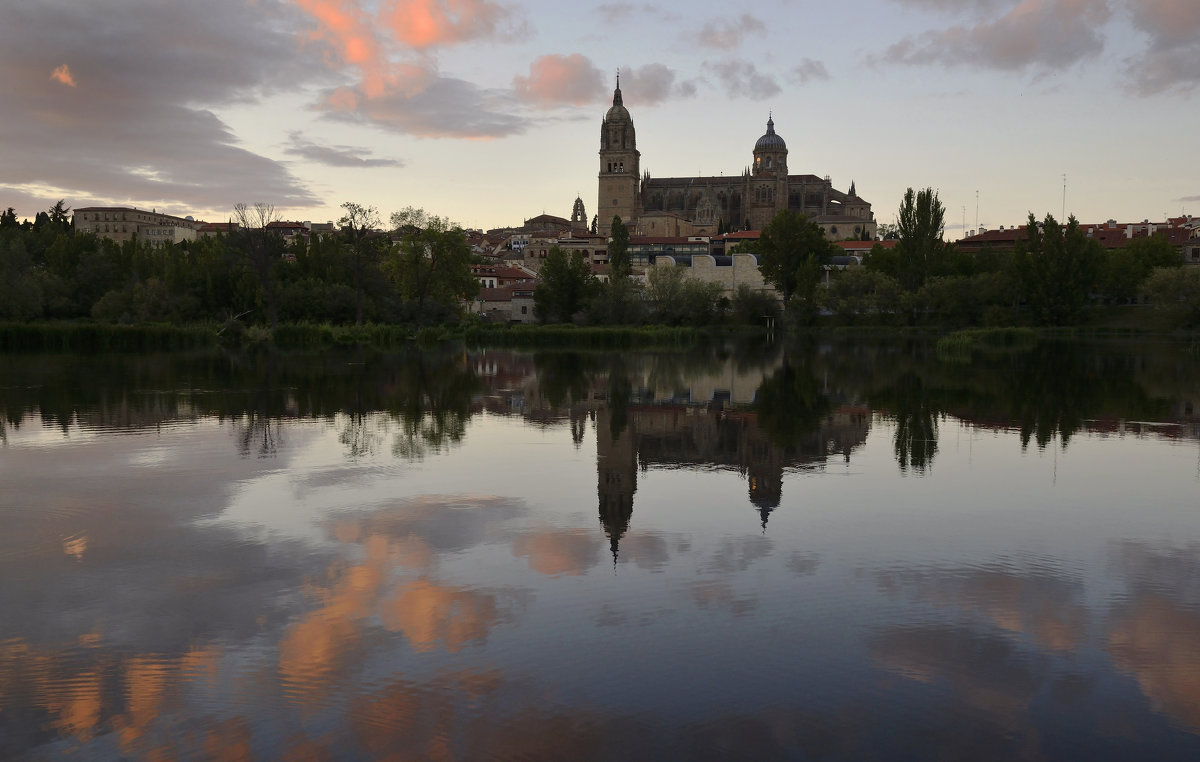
[73,206,197,245]
[957,217,1200,264]
[597,76,876,239]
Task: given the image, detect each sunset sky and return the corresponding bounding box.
[2,0,1197,235]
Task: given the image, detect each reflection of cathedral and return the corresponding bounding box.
[596,401,870,552]
[599,76,877,237]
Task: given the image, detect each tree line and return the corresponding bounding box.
[0,202,478,327]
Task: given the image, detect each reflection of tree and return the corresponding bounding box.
[888,373,939,474]
[388,351,479,461]
[534,351,594,409]
[607,356,632,444]
[754,354,830,450]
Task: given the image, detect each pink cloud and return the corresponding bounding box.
[383,0,515,48]
[51,64,76,87]
[290,0,395,97]
[513,54,606,108]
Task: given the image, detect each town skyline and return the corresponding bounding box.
[3,0,1197,234]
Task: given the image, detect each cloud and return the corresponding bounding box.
[621,63,697,105]
[382,0,519,48]
[513,54,607,108]
[878,0,1111,74]
[1179,194,1200,203]
[887,0,1010,13]
[1123,0,1200,93]
[595,3,667,24]
[284,132,404,168]
[317,75,529,138]
[697,14,767,50]
[705,60,782,99]
[788,58,831,84]
[1127,0,1200,47]
[0,0,321,217]
[50,64,75,87]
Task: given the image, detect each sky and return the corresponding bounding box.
[2,0,1197,236]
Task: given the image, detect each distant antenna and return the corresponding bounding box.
[975,190,979,232]
[1062,173,1067,221]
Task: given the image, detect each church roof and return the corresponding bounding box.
[754,116,786,151]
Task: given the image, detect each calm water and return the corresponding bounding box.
[2,339,1200,761]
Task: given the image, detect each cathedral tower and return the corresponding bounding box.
[747,115,790,229]
[598,74,640,229]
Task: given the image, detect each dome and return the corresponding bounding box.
[754,116,786,151]
[605,83,631,123]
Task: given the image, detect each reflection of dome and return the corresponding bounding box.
[754,116,786,151]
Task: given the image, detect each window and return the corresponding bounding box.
[521,306,528,314]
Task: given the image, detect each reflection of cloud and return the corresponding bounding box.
[380,578,502,652]
[1111,540,1200,609]
[512,529,602,576]
[786,552,819,576]
[1108,595,1200,731]
[690,581,757,616]
[874,563,1087,652]
[617,532,672,571]
[706,536,773,574]
[871,624,1046,749]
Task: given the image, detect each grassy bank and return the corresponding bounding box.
[0,322,218,353]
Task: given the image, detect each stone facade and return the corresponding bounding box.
[597,80,875,240]
[73,206,197,245]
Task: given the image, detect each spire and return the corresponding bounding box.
[849,180,857,197]
[613,70,623,108]
[766,112,774,134]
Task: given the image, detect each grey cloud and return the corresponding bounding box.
[705,60,782,100]
[877,0,1111,74]
[319,77,529,139]
[0,0,325,217]
[1124,40,1200,94]
[1180,195,1200,203]
[788,58,831,84]
[620,63,697,105]
[886,0,1010,14]
[1122,0,1200,93]
[697,14,767,50]
[595,3,667,24]
[1127,0,1200,48]
[285,132,404,168]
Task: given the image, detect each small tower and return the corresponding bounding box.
[597,73,641,229]
[752,114,788,177]
[571,195,588,233]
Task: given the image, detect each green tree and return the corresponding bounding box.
[757,210,834,305]
[232,202,284,327]
[1144,266,1200,328]
[534,245,594,323]
[389,207,478,322]
[895,187,947,291]
[609,215,631,281]
[1014,214,1104,325]
[338,201,385,325]
[0,208,19,231]
[646,265,725,325]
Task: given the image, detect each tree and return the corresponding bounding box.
[895,187,946,291]
[757,210,834,305]
[1014,214,1104,325]
[609,215,631,281]
[338,201,383,325]
[646,265,725,325]
[232,202,284,327]
[534,245,594,323]
[388,207,477,321]
[1,207,20,231]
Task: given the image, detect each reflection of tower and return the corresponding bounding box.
[597,406,637,562]
[745,425,783,530]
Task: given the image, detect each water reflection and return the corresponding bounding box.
[4,339,1200,759]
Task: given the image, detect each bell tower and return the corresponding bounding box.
[597,73,640,229]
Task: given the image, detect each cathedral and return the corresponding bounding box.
[597,77,876,239]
